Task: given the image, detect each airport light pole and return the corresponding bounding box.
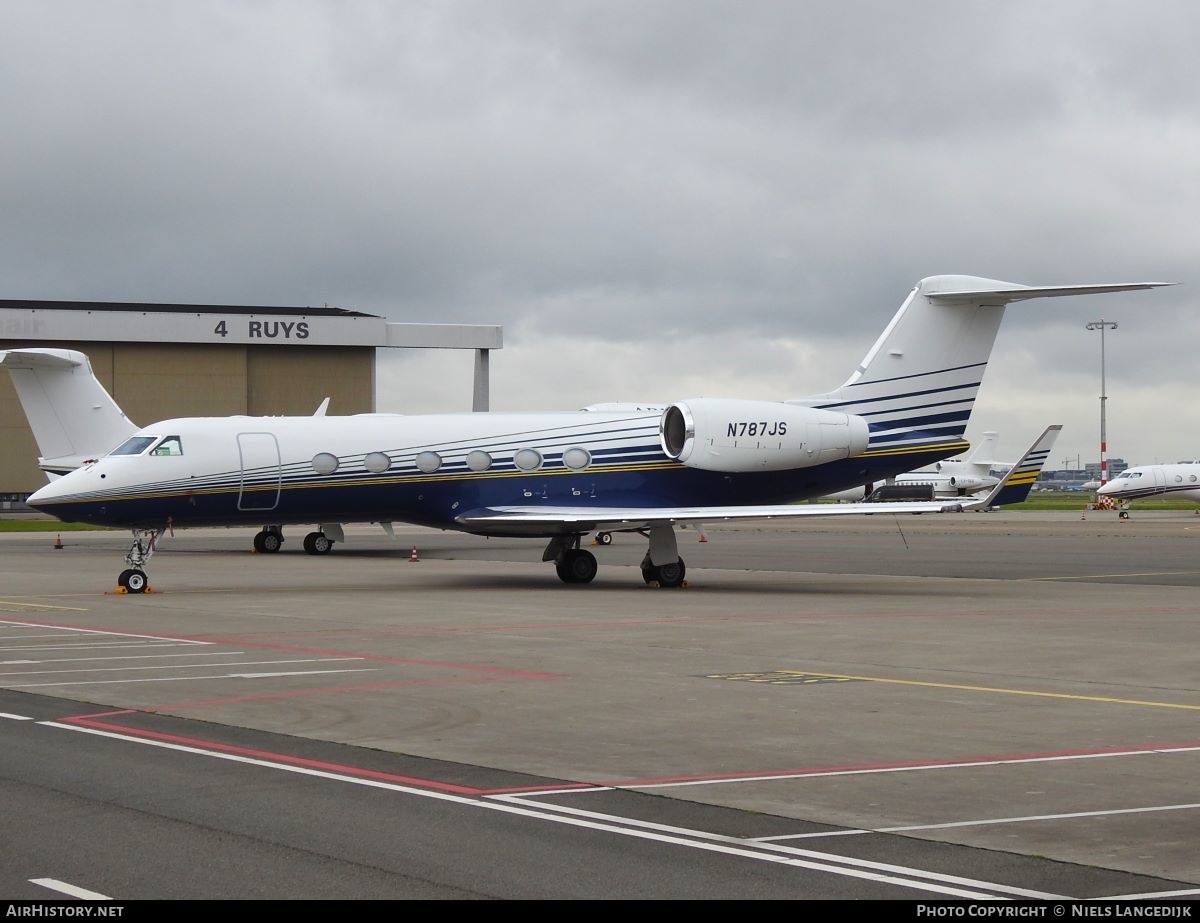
[1085,319,1118,485]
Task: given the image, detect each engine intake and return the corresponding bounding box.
[659,399,869,472]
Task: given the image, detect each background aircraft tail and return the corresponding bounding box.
[963,431,1000,469]
[792,276,1170,460]
[0,348,138,477]
[978,424,1062,508]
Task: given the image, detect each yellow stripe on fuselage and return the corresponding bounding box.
[857,441,970,460]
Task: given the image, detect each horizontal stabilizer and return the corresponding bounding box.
[927,282,1176,304]
[0,349,87,370]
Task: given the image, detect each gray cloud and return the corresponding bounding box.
[2,0,1197,464]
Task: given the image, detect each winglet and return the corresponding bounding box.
[313,397,331,417]
[967,425,1062,510]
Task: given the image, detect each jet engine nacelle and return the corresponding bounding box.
[659,399,869,472]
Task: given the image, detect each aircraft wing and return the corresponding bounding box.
[455,424,1062,532]
[455,498,975,531]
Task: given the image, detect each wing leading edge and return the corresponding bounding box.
[456,425,1063,533]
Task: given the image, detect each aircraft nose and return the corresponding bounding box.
[27,477,70,507]
[27,482,56,507]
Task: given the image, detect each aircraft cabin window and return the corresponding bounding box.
[151,436,183,457]
[415,451,442,473]
[110,436,157,456]
[563,447,591,470]
[1190,475,1197,483]
[514,448,543,471]
[466,450,492,472]
[1175,475,1184,482]
[312,452,339,475]
[364,452,391,474]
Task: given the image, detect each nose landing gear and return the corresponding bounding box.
[114,527,162,594]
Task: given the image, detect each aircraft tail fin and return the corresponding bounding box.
[972,424,1062,509]
[0,349,138,476]
[793,277,1172,461]
[964,431,1000,468]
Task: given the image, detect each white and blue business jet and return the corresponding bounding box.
[17,275,1171,592]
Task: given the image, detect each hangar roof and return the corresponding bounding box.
[0,299,376,318]
[0,299,502,349]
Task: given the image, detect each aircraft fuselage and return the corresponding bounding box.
[28,410,962,536]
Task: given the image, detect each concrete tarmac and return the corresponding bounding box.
[1,510,1198,899]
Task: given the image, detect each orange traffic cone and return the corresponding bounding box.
[409,544,420,562]
[54,534,64,549]
[698,532,707,542]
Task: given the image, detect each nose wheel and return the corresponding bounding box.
[114,527,162,594]
[117,568,149,594]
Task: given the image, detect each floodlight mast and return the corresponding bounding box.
[1085,319,1118,485]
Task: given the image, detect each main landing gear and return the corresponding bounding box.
[545,524,686,587]
[116,527,161,594]
[641,554,686,588]
[252,524,341,555]
[303,531,335,555]
[253,526,284,553]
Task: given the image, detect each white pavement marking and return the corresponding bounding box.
[0,712,33,720]
[627,744,1200,789]
[10,668,377,687]
[0,604,88,613]
[487,793,1064,901]
[0,633,102,639]
[0,657,364,677]
[0,618,211,642]
[0,642,204,651]
[40,720,1067,900]
[1099,888,1200,900]
[755,802,1200,841]
[2,651,246,666]
[229,670,375,679]
[29,878,111,900]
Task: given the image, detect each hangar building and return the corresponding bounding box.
[0,299,501,497]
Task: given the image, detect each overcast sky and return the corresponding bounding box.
[3,1,1197,467]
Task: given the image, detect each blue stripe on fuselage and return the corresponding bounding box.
[34,448,962,532]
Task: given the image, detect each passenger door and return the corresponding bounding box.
[237,432,281,511]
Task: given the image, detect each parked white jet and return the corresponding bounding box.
[822,431,1012,502]
[1095,462,1200,518]
[21,275,1171,592]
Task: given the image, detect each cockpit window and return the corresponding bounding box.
[151,436,183,457]
[109,436,157,456]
